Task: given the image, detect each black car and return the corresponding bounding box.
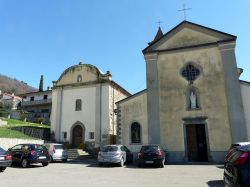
[224,145,250,187]
[9,144,50,168]
[137,145,166,168]
[0,147,12,172]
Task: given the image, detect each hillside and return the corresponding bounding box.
[0,74,37,94]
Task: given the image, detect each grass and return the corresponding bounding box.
[0,127,36,139]
[0,117,50,139]
[1,118,50,129]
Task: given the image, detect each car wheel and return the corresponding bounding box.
[0,167,6,172]
[49,156,53,163]
[42,162,49,167]
[119,158,124,167]
[21,158,29,168]
[98,162,103,167]
[160,159,165,168]
[138,163,142,168]
[62,159,67,163]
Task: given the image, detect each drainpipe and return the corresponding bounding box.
[99,84,102,146]
[112,83,115,144]
[58,87,63,142]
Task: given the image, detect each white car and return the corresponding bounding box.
[44,143,68,162]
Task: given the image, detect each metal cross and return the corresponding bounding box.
[178,4,192,20]
[156,19,162,27]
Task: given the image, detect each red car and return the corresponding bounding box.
[0,147,12,172]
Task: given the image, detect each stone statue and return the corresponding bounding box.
[190,91,197,109]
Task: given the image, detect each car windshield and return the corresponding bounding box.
[101,146,118,152]
[141,146,159,153]
[54,145,64,150]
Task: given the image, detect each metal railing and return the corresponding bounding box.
[21,99,52,106]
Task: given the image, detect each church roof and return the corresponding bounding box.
[143,20,237,54]
[148,27,163,45]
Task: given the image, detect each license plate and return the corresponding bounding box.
[0,156,5,160]
[39,156,46,159]
[145,161,153,164]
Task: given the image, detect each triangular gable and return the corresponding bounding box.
[143,21,236,54]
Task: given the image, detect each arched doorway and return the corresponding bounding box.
[71,122,85,148]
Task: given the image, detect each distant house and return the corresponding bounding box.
[18,90,52,124]
[0,91,22,117]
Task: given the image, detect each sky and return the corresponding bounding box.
[0,0,249,94]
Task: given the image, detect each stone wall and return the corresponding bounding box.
[0,138,44,150]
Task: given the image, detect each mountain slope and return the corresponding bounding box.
[0,74,37,94]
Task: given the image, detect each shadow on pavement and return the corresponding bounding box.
[10,163,44,169]
[207,180,224,187]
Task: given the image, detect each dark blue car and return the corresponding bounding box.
[9,144,50,168]
[0,147,12,172]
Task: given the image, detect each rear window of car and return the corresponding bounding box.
[54,145,63,150]
[101,146,118,152]
[0,147,5,153]
[141,145,159,153]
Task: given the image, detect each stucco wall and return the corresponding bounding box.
[118,91,148,153]
[0,138,44,150]
[56,65,99,86]
[157,47,232,154]
[241,82,250,141]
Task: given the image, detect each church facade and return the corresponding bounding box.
[50,64,130,150]
[116,21,250,163]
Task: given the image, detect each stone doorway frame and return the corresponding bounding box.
[182,116,212,162]
[70,121,85,148]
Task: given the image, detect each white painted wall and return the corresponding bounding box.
[60,86,97,143]
[241,82,250,141]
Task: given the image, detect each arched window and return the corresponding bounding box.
[131,122,141,143]
[77,75,82,83]
[75,99,82,111]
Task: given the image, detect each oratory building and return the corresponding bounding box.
[116,21,250,163]
[50,63,130,150]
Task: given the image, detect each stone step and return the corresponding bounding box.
[67,149,89,160]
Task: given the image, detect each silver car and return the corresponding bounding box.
[44,143,68,162]
[98,145,133,167]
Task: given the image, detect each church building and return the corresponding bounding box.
[50,63,130,150]
[116,21,250,163]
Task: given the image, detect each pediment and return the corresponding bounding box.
[143,21,236,53]
[54,64,111,87]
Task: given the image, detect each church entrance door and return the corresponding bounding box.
[186,124,208,162]
[72,125,84,148]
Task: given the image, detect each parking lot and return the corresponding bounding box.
[0,157,224,187]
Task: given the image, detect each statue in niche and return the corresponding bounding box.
[190,91,197,109]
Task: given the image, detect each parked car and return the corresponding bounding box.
[137,145,165,168]
[44,143,68,162]
[225,142,250,163]
[8,144,50,168]
[224,145,250,187]
[0,147,12,172]
[98,145,133,167]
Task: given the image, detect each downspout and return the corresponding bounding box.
[58,87,63,142]
[112,83,115,144]
[99,84,102,146]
